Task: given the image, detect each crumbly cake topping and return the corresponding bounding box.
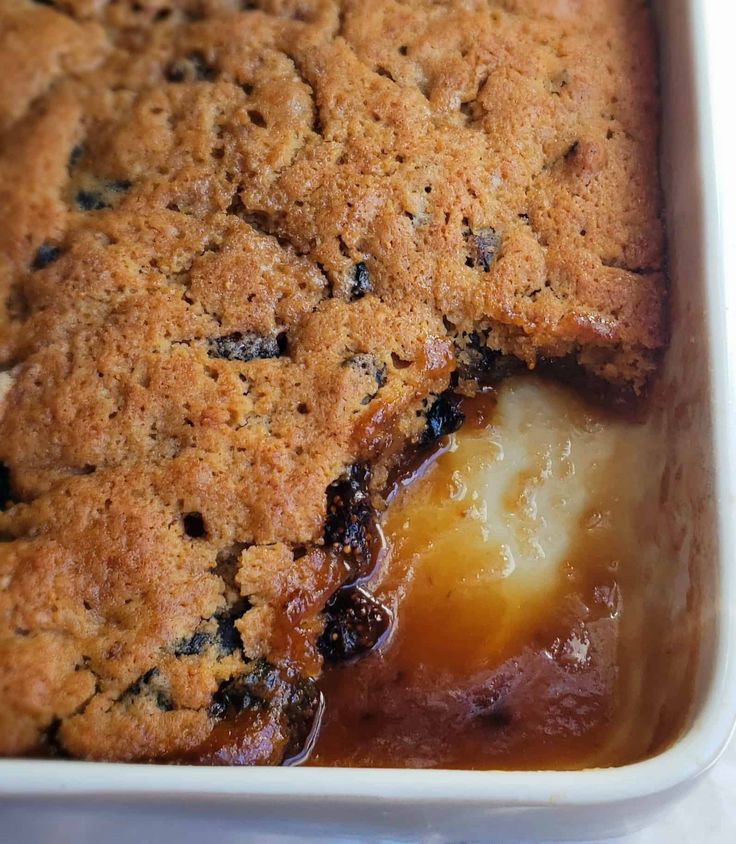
[0,0,665,762]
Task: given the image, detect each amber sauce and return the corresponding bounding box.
[309,376,668,769]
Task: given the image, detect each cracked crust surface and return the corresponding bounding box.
[0,0,665,761]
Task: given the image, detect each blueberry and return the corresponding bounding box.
[350,262,371,300]
[317,586,391,662]
[0,463,12,509]
[31,243,62,271]
[68,144,84,171]
[208,331,286,363]
[344,353,386,385]
[124,667,158,698]
[173,630,210,657]
[465,227,501,271]
[323,464,373,576]
[122,668,173,711]
[420,390,464,445]
[214,598,249,655]
[76,190,108,211]
[75,180,131,212]
[171,602,251,659]
[455,332,522,387]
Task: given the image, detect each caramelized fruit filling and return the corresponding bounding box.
[310,376,663,769]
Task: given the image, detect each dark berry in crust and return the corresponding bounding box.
[67,143,84,171]
[75,190,109,211]
[75,180,131,211]
[455,332,523,388]
[350,262,372,300]
[172,599,249,657]
[121,668,173,712]
[214,598,250,655]
[465,227,502,271]
[420,390,464,445]
[208,331,287,362]
[31,243,62,271]
[173,630,210,657]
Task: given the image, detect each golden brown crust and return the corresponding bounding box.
[0,0,666,761]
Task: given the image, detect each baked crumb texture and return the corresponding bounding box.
[0,0,665,762]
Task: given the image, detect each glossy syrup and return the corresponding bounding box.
[309,377,669,769]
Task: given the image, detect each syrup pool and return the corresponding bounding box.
[310,376,669,769]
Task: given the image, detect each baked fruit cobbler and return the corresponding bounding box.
[0,0,666,765]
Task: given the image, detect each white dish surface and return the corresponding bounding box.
[0,734,733,843]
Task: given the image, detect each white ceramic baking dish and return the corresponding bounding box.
[1,0,733,840]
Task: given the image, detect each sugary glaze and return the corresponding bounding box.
[0,0,666,762]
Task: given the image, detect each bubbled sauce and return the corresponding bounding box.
[309,377,673,769]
